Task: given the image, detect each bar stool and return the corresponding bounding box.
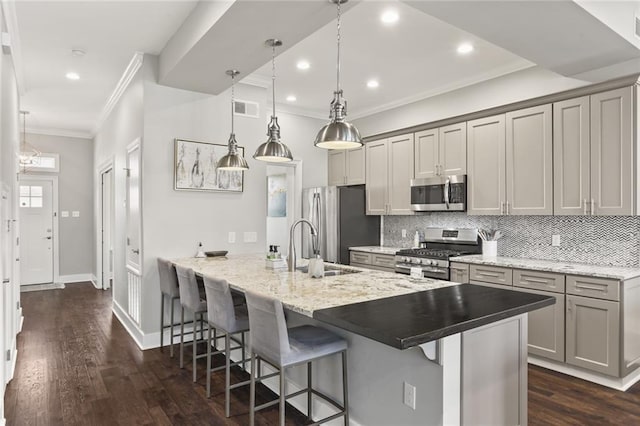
[203,276,251,417]
[175,265,208,382]
[157,258,181,357]
[245,290,349,426]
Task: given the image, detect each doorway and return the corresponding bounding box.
[265,160,302,259]
[100,166,114,290]
[18,176,58,285]
[125,140,142,325]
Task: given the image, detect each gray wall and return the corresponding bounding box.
[27,133,94,276]
[384,214,640,268]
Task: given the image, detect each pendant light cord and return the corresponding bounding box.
[230,73,235,135]
[336,0,341,94]
[272,43,276,117]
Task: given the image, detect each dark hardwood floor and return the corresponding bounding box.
[5,283,640,425]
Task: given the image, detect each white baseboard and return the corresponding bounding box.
[1,417,6,426]
[59,273,94,284]
[112,300,146,350]
[529,356,640,391]
[18,308,23,332]
[90,274,98,289]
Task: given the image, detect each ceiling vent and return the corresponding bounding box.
[234,100,259,118]
[636,15,640,39]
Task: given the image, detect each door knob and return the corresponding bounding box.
[132,249,140,254]
[45,236,52,240]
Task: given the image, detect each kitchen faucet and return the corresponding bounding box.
[288,219,318,272]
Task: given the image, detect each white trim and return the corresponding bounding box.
[93,52,143,135]
[25,127,93,140]
[0,0,26,94]
[1,417,6,426]
[274,102,328,120]
[240,75,270,89]
[529,356,640,391]
[112,299,145,350]
[349,61,535,120]
[97,159,114,291]
[18,175,59,285]
[90,274,98,289]
[18,309,23,333]
[58,273,94,284]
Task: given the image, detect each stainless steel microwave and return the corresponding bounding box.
[410,175,466,212]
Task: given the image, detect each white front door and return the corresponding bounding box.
[19,179,54,285]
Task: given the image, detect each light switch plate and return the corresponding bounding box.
[61,211,69,217]
[403,382,416,410]
[552,235,561,247]
[228,232,236,243]
[401,229,407,238]
[72,211,80,217]
[244,231,257,243]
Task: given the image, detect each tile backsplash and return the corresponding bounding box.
[384,214,640,268]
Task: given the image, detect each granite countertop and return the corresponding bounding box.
[172,254,455,317]
[450,255,640,280]
[349,246,404,256]
[314,284,554,349]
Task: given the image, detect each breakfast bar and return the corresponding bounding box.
[173,254,553,425]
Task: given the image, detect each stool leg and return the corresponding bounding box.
[169,299,175,358]
[225,333,231,417]
[241,332,246,371]
[249,353,256,426]
[342,351,349,425]
[307,361,312,421]
[200,313,205,342]
[279,366,286,426]
[180,306,185,369]
[193,311,198,382]
[206,325,212,398]
[160,294,165,351]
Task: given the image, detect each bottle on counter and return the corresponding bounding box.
[195,242,206,258]
[413,231,420,248]
[273,245,281,259]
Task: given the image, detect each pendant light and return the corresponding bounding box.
[314,0,362,150]
[253,38,293,163]
[19,111,41,171]
[217,69,250,171]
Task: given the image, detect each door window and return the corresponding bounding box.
[19,185,43,208]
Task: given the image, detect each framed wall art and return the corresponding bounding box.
[174,139,244,192]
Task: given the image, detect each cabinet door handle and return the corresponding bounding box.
[478,271,501,278]
[583,199,588,215]
[574,283,607,293]
[3,279,9,284]
[523,277,549,285]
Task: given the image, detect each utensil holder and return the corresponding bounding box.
[482,241,497,258]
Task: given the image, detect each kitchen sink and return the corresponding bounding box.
[296,265,362,276]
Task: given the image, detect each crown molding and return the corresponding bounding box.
[92,52,144,136]
[26,126,93,140]
[349,60,535,120]
[273,102,328,120]
[1,0,26,94]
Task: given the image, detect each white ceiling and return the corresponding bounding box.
[248,1,533,119]
[16,1,197,137]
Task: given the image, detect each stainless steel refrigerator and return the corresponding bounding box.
[301,185,380,264]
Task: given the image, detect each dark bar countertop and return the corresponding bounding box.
[313,284,555,349]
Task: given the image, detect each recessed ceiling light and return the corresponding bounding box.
[381,9,399,25]
[457,43,474,55]
[66,72,80,80]
[286,95,297,102]
[296,60,310,70]
[366,79,379,89]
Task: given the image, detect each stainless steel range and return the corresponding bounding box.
[395,228,480,280]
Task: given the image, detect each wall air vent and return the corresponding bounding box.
[233,100,259,118]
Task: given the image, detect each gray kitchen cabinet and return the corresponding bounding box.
[414,122,466,179]
[467,114,506,215]
[506,104,553,215]
[365,134,414,215]
[328,146,365,186]
[553,96,591,215]
[469,264,512,286]
[566,294,620,376]
[349,250,395,273]
[513,269,565,293]
[590,86,634,216]
[450,262,469,284]
[365,139,388,215]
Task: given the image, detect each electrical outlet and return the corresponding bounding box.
[403,382,416,410]
[72,211,80,217]
[61,211,69,217]
[228,232,236,243]
[401,229,407,238]
[244,231,257,243]
[552,235,561,247]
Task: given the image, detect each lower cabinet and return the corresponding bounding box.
[349,251,395,273]
[566,294,620,376]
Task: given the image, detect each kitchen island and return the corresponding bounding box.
[173,254,553,425]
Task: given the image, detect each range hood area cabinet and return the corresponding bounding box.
[328,146,366,186]
[554,87,634,216]
[467,104,553,216]
[414,122,467,179]
[365,133,415,215]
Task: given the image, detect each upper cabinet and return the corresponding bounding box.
[365,134,415,215]
[414,122,466,179]
[327,146,366,187]
[468,104,552,216]
[554,87,633,215]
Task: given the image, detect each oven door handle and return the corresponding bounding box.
[444,177,450,209]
